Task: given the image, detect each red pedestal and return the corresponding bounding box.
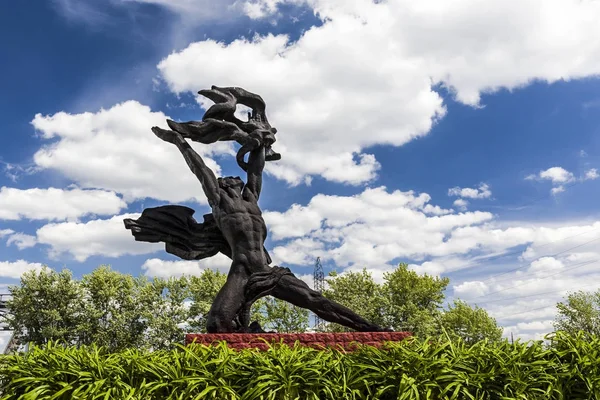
[185,331,412,351]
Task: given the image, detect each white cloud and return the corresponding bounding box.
[36,213,162,262]
[584,168,599,180]
[422,204,453,216]
[263,185,600,342]
[453,198,469,211]
[539,167,575,184]
[271,238,325,266]
[263,204,323,241]
[525,166,599,194]
[516,320,554,332]
[264,186,494,268]
[31,101,232,204]
[0,229,14,238]
[453,281,489,298]
[408,260,446,277]
[1,161,40,183]
[448,183,492,199]
[0,187,126,221]
[0,260,45,279]
[528,166,599,195]
[141,253,232,278]
[158,0,600,185]
[296,273,315,289]
[527,256,564,275]
[6,233,37,250]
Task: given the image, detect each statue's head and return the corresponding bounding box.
[218,176,244,192]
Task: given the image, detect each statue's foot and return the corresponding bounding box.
[235,321,270,333]
[248,321,269,333]
[151,126,179,144]
[362,325,393,332]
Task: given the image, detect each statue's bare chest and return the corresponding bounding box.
[213,191,262,220]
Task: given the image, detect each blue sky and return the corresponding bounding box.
[2,0,600,348]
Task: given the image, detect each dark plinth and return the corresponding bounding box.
[185,332,412,351]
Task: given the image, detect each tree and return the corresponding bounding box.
[251,296,309,333]
[142,276,190,350]
[322,269,387,332]
[382,263,450,337]
[440,300,503,345]
[321,264,456,338]
[554,289,600,339]
[5,266,193,351]
[3,267,85,346]
[187,269,227,332]
[78,266,150,351]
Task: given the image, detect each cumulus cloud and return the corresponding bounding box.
[408,260,447,277]
[538,167,575,184]
[453,281,489,298]
[584,168,599,180]
[31,101,232,204]
[6,233,37,250]
[453,253,600,340]
[36,213,162,262]
[156,0,600,185]
[516,320,555,332]
[263,185,600,341]
[141,253,232,278]
[0,187,126,221]
[422,204,453,216]
[453,198,469,211]
[264,186,494,268]
[448,183,491,199]
[271,238,325,266]
[0,230,14,238]
[0,260,45,279]
[527,256,564,275]
[527,166,598,195]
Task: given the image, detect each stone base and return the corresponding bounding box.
[185,331,412,351]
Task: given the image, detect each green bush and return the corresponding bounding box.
[1,331,599,399]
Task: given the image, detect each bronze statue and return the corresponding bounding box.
[124,86,389,333]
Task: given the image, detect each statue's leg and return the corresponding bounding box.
[270,275,386,332]
[206,266,249,333]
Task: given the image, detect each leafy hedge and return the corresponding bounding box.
[1,331,599,400]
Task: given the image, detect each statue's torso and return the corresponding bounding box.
[212,187,268,271]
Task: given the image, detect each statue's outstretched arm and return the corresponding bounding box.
[244,144,266,200]
[152,127,220,207]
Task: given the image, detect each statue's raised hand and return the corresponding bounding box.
[152,126,180,144]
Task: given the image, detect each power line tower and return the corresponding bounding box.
[313,257,325,331]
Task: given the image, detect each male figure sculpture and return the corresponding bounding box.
[124,86,388,333]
